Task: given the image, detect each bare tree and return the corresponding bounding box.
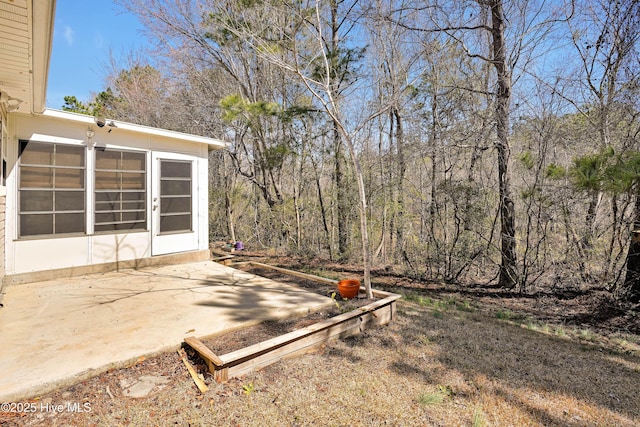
[366,0,424,266]
[389,0,568,289]
[207,0,418,297]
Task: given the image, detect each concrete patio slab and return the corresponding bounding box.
[0,261,333,401]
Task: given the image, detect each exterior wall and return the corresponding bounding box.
[0,107,6,292]
[0,191,5,288]
[4,112,211,276]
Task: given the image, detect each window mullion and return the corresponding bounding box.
[87,147,94,235]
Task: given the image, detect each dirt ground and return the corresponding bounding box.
[2,254,639,426]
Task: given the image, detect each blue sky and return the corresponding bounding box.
[46,1,150,110]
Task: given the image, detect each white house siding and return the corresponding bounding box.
[0,191,5,285]
[1,108,7,289]
[4,112,212,275]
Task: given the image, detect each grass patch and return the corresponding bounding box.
[555,326,567,337]
[417,391,445,406]
[457,300,475,312]
[403,293,476,316]
[496,309,512,320]
[578,328,597,342]
[404,293,478,319]
[432,310,445,318]
[437,384,455,398]
[417,385,455,406]
[472,406,487,427]
[612,336,640,354]
[403,293,433,306]
[242,382,256,395]
[523,317,538,330]
[416,334,432,345]
[433,300,449,310]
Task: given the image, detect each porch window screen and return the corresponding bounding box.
[94,149,147,232]
[159,160,192,233]
[18,140,86,237]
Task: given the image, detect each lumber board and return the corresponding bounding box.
[371,288,398,298]
[178,349,208,393]
[227,316,360,377]
[227,306,393,378]
[220,299,396,367]
[227,321,357,377]
[181,263,400,384]
[214,367,229,383]
[184,336,224,366]
[359,304,393,329]
[212,255,235,262]
[245,261,339,285]
[218,298,393,365]
[211,249,235,258]
[237,261,400,300]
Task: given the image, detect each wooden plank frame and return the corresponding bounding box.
[185,261,400,383]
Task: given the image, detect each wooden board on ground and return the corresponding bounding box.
[234,261,340,286]
[178,348,209,393]
[184,289,399,383]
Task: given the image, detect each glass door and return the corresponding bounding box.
[151,152,198,256]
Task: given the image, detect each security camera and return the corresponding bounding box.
[94,117,106,127]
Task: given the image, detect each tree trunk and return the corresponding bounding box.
[334,124,348,258]
[490,0,518,289]
[429,93,438,243]
[223,155,236,243]
[330,2,348,260]
[312,157,332,259]
[344,134,373,299]
[604,195,618,279]
[294,188,302,252]
[378,118,389,264]
[582,190,599,249]
[622,194,640,303]
[393,107,406,262]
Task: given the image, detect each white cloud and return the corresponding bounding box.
[63,26,74,46]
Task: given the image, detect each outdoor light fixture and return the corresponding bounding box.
[86,127,96,148]
[0,91,23,112]
[5,103,20,112]
[94,116,106,127]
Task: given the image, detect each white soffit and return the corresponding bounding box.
[0,0,55,114]
[42,108,228,149]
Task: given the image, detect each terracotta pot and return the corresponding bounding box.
[337,279,360,299]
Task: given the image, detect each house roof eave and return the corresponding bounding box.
[41,108,228,149]
[0,0,56,115]
[31,0,57,114]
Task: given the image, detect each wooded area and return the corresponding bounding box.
[65,0,640,303]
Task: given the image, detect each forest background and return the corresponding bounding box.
[61,0,640,304]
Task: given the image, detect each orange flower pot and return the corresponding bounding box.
[337,279,360,299]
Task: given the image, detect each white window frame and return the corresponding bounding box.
[17,140,86,238]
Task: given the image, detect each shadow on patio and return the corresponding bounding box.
[0,261,332,401]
